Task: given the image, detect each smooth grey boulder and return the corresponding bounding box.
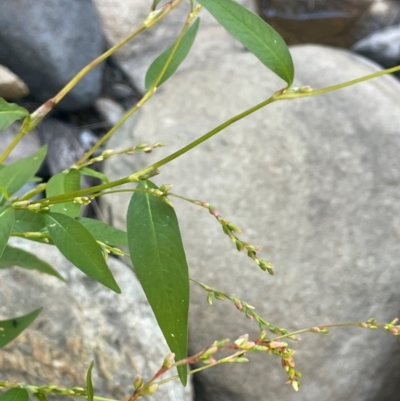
[101,44,400,401]
[0,0,104,111]
[0,238,193,401]
[352,24,400,67]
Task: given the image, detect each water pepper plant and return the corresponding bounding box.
[1,0,400,399]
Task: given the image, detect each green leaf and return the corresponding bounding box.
[13,209,46,232]
[197,0,294,86]
[78,217,128,246]
[46,169,82,217]
[145,18,200,91]
[0,307,42,348]
[0,98,29,132]
[80,167,110,183]
[0,245,65,281]
[0,146,47,204]
[0,388,29,401]
[86,361,95,401]
[12,210,52,244]
[151,0,163,10]
[127,180,189,385]
[45,212,121,293]
[0,207,14,258]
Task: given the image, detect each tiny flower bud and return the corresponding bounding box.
[227,223,241,233]
[234,357,249,363]
[143,384,158,395]
[101,149,114,157]
[207,293,213,305]
[235,240,245,251]
[214,293,226,301]
[28,203,43,211]
[234,299,243,311]
[252,345,269,352]
[213,339,230,347]
[133,375,143,389]
[291,380,299,392]
[159,184,173,193]
[259,259,273,272]
[208,205,219,216]
[269,341,288,349]
[201,346,218,359]
[239,341,256,350]
[162,353,175,368]
[202,357,217,365]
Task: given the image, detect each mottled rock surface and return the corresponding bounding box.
[0,0,104,111]
[0,238,193,401]
[101,45,400,401]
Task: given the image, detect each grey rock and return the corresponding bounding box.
[352,24,400,67]
[0,0,104,111]
[0,238,193,401]
[95,97,126,126]
[92,0,257,91]
[101,44,400,401]
[0,65,29,99]
[37,119,87,174]
[353,1,400,42]
[0,122,40,165]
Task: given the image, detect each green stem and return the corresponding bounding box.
[29,0,184,130]
[20,63,400,207]
[74,5,201,167]
[276,64,400,100]
[272,321,373,340]
[0,116,30,164]
[129,94,277,180]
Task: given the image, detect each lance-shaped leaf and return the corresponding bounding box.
[0,388,29,401]
[0,307,42,348]
[46,169,82,217]
[0,245,65,281]
[0,207,14,258]
[127,180,189,385]
[45,212,121,293]
[0,146,47,204]
[197,0,294,86]
[0,97,29,131]
[78,217,128,246]
[145,18,200,91]
[13,209,46,232]
[86,361,95,401]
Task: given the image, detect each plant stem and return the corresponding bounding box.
[129,94,278,181]
[29,0,184,129]
[276,64,400,100]
[74,4,201,167]
[0,116,30,164]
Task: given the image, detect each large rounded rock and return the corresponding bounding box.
[0,238,192,401]
[0,0,104,111]
[101,44,400,401]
